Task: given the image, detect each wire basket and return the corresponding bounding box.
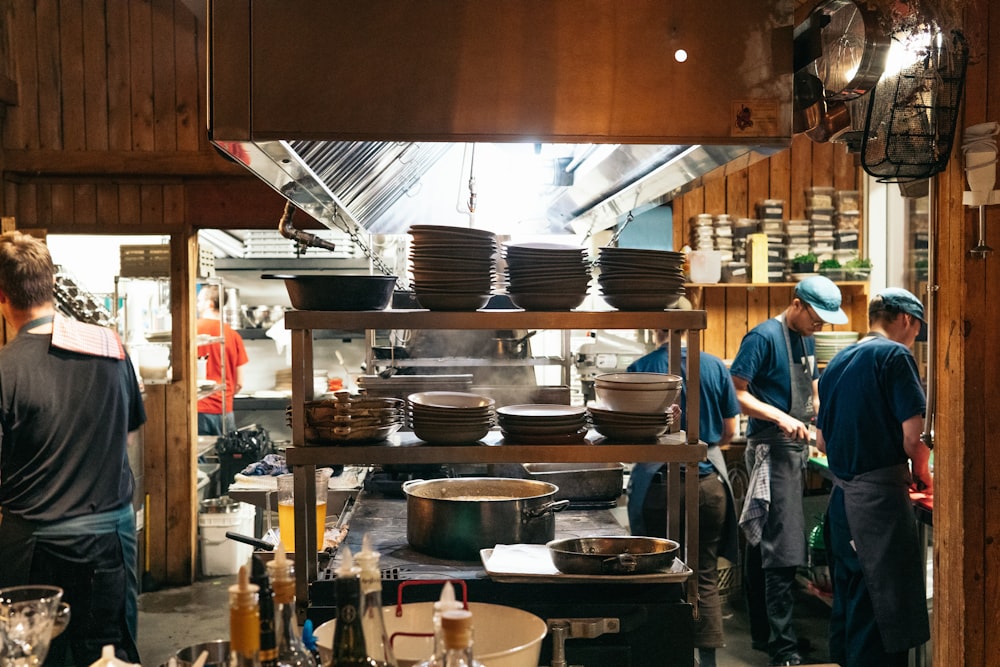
[861,30,968,182]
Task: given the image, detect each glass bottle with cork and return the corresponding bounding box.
[355,533,397,667]
[328,546,383,667]
[229,564,262,667]
[267,542,317,667]
[437,610,483,667]
[252,556,279,667]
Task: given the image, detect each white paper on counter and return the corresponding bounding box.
[486,543,559,575]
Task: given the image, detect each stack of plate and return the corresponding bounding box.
[357,374,474,401]
[596,247,687,310]
[496,404,589,444]
[408,391,496,444]
[813,331,860,363]
[408,225,498,311]
[502,243,591,311]
[588,405,674,442]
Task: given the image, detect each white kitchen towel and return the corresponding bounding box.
[486,544,559,576]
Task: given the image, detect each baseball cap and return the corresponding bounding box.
[795,275,848,325]
[870,287,925,322]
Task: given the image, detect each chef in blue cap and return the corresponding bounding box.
[816,287,932,667]
[730,275,847,666]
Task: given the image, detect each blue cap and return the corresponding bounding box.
[795,275,848,325]
[871,287,925,322]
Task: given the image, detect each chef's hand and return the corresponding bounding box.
[776,414,809,441]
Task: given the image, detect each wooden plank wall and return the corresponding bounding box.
[672,135,862,359]
[932,0,998,664]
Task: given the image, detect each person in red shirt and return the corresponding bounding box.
[196,284,249,435]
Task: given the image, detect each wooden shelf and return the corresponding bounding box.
[286,430,706,466]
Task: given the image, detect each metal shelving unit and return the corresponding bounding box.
[282,308,709,611]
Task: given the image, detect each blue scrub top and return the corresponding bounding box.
[729,317,817,438]
[817,336,925,480]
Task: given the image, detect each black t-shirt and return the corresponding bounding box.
[0,332,146,522]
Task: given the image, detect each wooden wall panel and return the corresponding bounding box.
[810,141,834,187]
[35,2,61,150]
[106,2,133,151]
[151,0,178,152]
[173,3,202,152]
[789,135,813,219]
[4,2,37,149]
[769,147,791,207]
[73,184,97,226]
[82,0,110,151]
[726,169,749,219]
[58,0,86,151]
[128,1,154,152]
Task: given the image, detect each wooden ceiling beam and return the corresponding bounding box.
[3,149,246,178]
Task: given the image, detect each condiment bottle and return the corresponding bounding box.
[230,564,262,667]
[438,610,483,667]
[413,583,463,667]
[327,547,382,667]
[355,534,397,666]
[266,542,317,667]
[252,556,279,667]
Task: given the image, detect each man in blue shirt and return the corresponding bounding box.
[816,288,932,667]
[730,275,847,666]
[626,301,741,667]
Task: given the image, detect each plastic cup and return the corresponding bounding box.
[277,469,332,552]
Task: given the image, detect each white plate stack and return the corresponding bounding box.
[587,405,674,442]
[596,247,687,310]
[496,404,589,444]
[502,242,592,311]
[813,331,860,363]
[408,391,496,444]
[408,225,498,311]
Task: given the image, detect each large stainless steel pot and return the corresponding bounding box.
[403,477,569,560]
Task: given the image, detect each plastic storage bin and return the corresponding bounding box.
[198,500,255,576]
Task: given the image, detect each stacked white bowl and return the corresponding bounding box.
[407,391,496,444]
[593,372,681,413]
[588,372,682,441]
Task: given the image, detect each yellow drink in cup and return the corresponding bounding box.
[277,499,327,552]
[276,470,332,552]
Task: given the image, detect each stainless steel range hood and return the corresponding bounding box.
[208,0,792,238]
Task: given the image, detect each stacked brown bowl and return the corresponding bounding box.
[408,391,496,444]
[595,247,686,310]
[408,225,498,311]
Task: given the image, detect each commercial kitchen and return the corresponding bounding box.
[0,0,997,665]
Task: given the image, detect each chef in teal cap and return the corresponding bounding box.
[729,275,846,666]
[816,286,931,667]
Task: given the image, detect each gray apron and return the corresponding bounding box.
[834,464,930,652]
[745,314,813,568]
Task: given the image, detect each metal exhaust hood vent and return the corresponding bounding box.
[208,1,792,238]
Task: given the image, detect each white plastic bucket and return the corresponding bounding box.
[315,601,547,667]
[198,502,255,576]
[688,250,723,284]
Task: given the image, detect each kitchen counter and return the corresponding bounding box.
[308,491,696,667]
